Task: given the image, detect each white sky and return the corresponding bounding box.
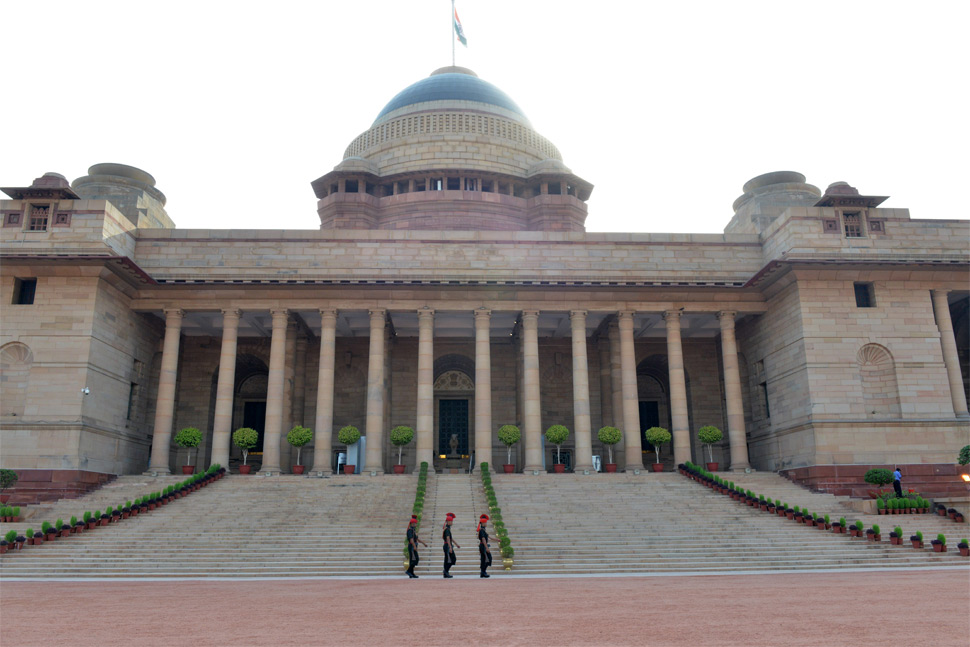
[3,0,968,234]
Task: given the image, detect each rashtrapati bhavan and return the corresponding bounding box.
[2,67,968,502]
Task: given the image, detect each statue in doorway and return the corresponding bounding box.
[448,433,459,457]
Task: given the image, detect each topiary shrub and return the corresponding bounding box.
[544,425,570,466]
[174,427,203,467]
[697,425,723,463]
[497,425,521,466]
[597,426,622,465]
[389,425,415,466]
[959,445,970,466]
[286,425,314,466]
[0,468,18,493]
[337,425,361,446]
[232,427,259,465]
[644,427,672,464]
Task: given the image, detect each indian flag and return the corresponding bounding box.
[454,7,467,47]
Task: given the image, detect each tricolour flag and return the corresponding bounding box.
[454,7,467,47]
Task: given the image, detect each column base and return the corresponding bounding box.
[574,464,596,474]
[143,468,171,476]
[257,468,281,476]
[624,464,644,474]
[363,467,385,476]
[309,470,332,478]
[730,465,753,473]
[523,465,545,474]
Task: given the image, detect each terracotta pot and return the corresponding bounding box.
[32,537,43,546]
[932,543,946,552]
[239,465,252,475]
[343,464,355,475]
[959,546,969,557]
[651,463,664,472]
[391,465,405,474]
[181,465,195,475]
[937,509,946,516]
[706,462,719,472]
[86,522,97,530]
[60,529,71,538]
[293,465,307,475]
[0,544,6,554]
[553,464,566,473]
[911,540,923,549]
[890,537,902,545]
[503,464,516,474]
[817,521,827,529]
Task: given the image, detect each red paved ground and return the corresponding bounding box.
[1,571,968,646]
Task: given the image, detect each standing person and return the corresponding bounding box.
[442,512,460,578]
[477,513,492,578]
[406,515,427,579]
[893,466,903,498]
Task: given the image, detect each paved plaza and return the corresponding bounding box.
[2,569,968,646]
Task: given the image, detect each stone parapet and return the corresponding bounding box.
[781,463,969,499]
[0,469,116,505]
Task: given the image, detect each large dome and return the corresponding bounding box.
[373,66,530,126]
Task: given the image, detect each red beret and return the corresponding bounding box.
[479,514,489,522]
[446,513,456,519]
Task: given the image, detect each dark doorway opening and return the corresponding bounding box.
[438,399,469,456]
[243,401,267,453]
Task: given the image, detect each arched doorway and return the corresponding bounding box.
[433,354,475,471]
[230,354,269,469]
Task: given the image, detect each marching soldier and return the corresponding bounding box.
[477,513,492,578]
[442,512,460,578]
[406,514,427,578]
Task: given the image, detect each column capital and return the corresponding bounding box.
[474,308,492,319]
[662,309,683,322]
[417,307,435,319]
[163,308,184,320]
[569,309,588,320]
[270,308,289,322]
[319,308,338,321]
[617,310,635,320]
[717,310,737,321]
[521,310,539,319]
[368,308,386,320]
[220,308,241,319]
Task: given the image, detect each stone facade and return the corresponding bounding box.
[1,68,968,502]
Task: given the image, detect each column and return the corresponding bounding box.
[522,310,543,472]
[147,309,184,475]
[609,321,625,465]
[293,336,307,427]
[311,309,338,475]
[618,311,642,471]
[474,308,493,472]
[598,338,613,427]
[718,311,750,470]
[363,309,386,474]
[259,309,289,475]
[280,321,298,471]
[664,310,691,466]
[571,310,594,472]
[416,308,435,472]
[932,290,970,417]
[210,309,239,468]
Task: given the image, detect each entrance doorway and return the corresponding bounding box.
[438,399,469,456]
[640,401,660,457]
[243,401,267,452]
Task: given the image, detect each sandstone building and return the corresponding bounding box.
[2,67,968,502]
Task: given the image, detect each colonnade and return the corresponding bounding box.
[146,307,766,476]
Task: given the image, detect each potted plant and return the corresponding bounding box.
[338,425,361,474]
[596,426,621,473]
[831,519,842,534]
[286,425,314,475]
[0,468,17,504]
[876,498,886,515]
[174,427,203,475]
[545,425,570,472]
[850,520,863,538]
[498,424,521,473]
[26,528,37,545]
[889,526,903,545]
[43,521,57,541]
[232,427,259,474]
[5,529,19,551]
[389,425,414,474]
[957,538,969,557]
[697,425,722,471]
[931,533,947,553]
[58,518,71,537]
[863,468,893,493]
[910,531,924,549]
[870,524,881,542]
[643,427,671,472]
[959,444,970,473]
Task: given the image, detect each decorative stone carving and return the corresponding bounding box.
[434,370,474,391]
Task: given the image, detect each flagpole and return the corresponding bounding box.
[451,0,455,66]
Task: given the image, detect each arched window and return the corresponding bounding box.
[857,344,901,418]
[0,342,33,417]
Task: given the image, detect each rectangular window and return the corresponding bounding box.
[344,179,358,193]
[447,177,460,190]
[28,205,49,231]
[761,382,770,419]
[13,278,37,305]
[126,383,137,421]
[4,212,21,227]
[431,178,443,191]
[843,212,864,238]
[854,282,875,308]
[464,178,477,191]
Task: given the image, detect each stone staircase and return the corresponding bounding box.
[420,473,489,577]
[0,474,416,578]
[490,472,969,575]
[2,471,966,578]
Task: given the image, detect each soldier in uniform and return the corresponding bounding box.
[406,515,427,578]
[442,512,460,578]
[477,513,492,578]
